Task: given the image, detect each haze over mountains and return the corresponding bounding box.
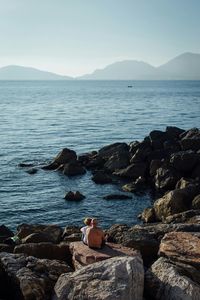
[0,52,200,80]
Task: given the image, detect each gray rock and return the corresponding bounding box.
[63,161,86,176]
[145,257,200,300]
[53,256,144,300]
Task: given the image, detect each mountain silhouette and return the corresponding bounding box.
[0,65,72,80]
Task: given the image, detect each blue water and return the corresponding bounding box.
[0,80,200,230]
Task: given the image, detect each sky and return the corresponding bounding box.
[0,0,200,76]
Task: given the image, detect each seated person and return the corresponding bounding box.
[80,217,92,244]
[86,218,105,249]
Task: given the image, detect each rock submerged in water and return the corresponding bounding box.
[103,194,132,200]
[64,191,85,201]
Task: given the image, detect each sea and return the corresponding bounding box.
[0,80,200,230]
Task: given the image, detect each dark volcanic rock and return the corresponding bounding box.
[63,161,86,176]
[92,171,113,184]
[113,162,147,179]
[16,224,63,244]
[14,242,71,261]
[64,191,85,201]
[0,225,14,243]
[170,150,198,172]
[154,166,181,190]
[104,153,130,173]
[98,142,129,160]
[54,148,77,164]
[0,252,72,300]
[165,126,185,139]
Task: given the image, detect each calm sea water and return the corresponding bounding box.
[0,80,200,230]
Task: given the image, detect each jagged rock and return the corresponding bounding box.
[63,161,86,176]
[84,154,105,169]
[63,233,82,242]
[22,232,56,244]
[77,151,97,166]
[62,226,80,239]
[163,139,181,153]
[103,194,132,200]
[181,138,200,151]
[140,207,156,223]
[16,224,63,243]
[159,231,200,269]
[192,194,200,209]
[154,166,181,190]
[106,223,200,266]
[41,162,59,170]
[0,225,14,243]
[165,126,185,139]
[153,188,194,221]
[149,159,162,177]
[113,162,147,179]
[92,171,113,184]
[130,145,152,163]
[149,130,167,149]
[53,148,77,165]
[0,252,72,300]
[14,242,71,261]
[64,191,85,201]
[104,153,130,173]
[170,150,198,172]
[165,209,200,224]
[176,177,199,189]
[0,243,14,253]
[69,241,140,269]
[53,256,144,300]
[145,257,200,300]
[98,142,129,160]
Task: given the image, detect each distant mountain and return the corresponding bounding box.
[158,52,200,80]
[79,60,165,80]
[79,52,200,80]
[1,53,200,80]
[0,65,72,80]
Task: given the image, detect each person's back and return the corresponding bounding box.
[86,219,104,249]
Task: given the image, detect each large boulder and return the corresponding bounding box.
[53,256,144,300]
[165,209,200,224]
[69,241,139,269]
[0,225,14,243]
[92,171,113,184]
[63,161,86,176]
[165,126,185,139]
[104,153,130,173]
[106,223,200,266]
[113,162,147,179]
[170,150,198,172]
[149,130,167,149]
[54,148,77,165]
[0,252,72,300]
[14,242,71,262]
[153,188,193,221]
[145,257,200,300]
[159,231,200,269]
[154,166,181,190]
[16,224,63,243]
[98,143,129,160]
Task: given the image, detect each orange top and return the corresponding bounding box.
[86,226,104,249]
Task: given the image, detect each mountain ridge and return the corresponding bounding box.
[0,52,200,80]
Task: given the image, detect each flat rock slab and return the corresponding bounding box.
[70,241,140,268]
[53,256,144,300]
[159,231,200,269]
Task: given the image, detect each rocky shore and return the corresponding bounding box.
[1,126,200,299]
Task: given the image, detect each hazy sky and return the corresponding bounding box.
[0,0,200,76]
